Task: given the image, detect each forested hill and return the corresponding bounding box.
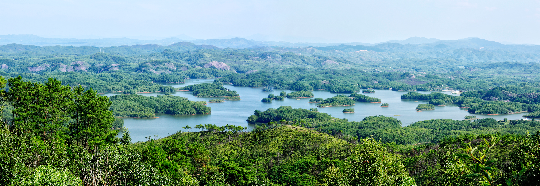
[314,37,540,63]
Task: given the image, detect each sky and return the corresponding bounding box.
[1,0,540,44]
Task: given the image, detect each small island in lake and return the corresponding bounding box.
[286,91,314,98]
[416,104,435,111]
[464,115,478,120]
[265,94,285,102]
[110,94,211,118]
[261,98,273,103]
[349,93,381,103]
[343,108,355,113]
[179,82,240,99]
[381,103,389,107]
[362,89,375,93]
[317,95,355,107]
[209,99,225,103]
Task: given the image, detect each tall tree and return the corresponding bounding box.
[70,86,117,147]
[6,77,73,140]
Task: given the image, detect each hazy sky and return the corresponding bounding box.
[1,0,540,44]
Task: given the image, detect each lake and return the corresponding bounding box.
[106,79,528,142]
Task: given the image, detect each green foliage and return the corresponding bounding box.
[524,111,540,118]
[133,125,414,185]
[18,165,82,186]
[5,77,118,147]
[286,91,314,98]
[381,103,389,107]
[350,93,381,102]
[317,95,356,107]
[468,101,525,115]
[274,96,284,101]
[343,108,354,113]
[112,118,124,129]
[401,133,540,186]
[261,98,272,103]
[465,115,477,120]
[416,104,435,111]
[402,92,531,115]
[265,94,284,101]
[180,82,239,98]
[4,40,540,185]
[429,99,447,106]
[248,107,540,146]
[309,98,324,103]
[247,106,332,124]
[110,94,210,117]
[209,99,225,103]
[362,89,375,93]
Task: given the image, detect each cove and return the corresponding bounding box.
[106,79,528,142]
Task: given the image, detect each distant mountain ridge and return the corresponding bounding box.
[0,35,337,48]
[386,37,440,45]
[0,35,538,50]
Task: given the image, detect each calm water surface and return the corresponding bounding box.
[106,79,528,142]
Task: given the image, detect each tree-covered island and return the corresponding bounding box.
[179,82,240,100]
[316,95,356,107]
[416,103,435,111]
[285,91,314,98]
[110,94,210,118]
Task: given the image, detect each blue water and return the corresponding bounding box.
[105,79,528,142]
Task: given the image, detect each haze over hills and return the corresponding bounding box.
[2,34,538,50]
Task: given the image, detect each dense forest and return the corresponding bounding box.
[416,104,435,111]
[402,92,534,114]
[248,107,540,146]
[316,95,356,107]
[285,91,314,98]
[109,94,210,118]
[1,38,540,185]
[350,93,382,103]
[179,82,239,98]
